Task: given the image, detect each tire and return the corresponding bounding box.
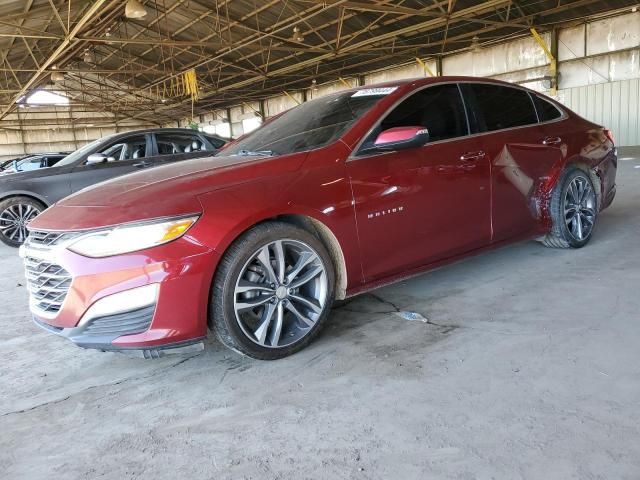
[0,196,45,247]
[541,167,598,249]
[211,221,335,360]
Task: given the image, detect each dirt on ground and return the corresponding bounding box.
[2,149,640,479]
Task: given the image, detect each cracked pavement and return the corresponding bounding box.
[1,149,640,479]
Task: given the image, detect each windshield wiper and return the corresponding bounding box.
[234,149,275,157]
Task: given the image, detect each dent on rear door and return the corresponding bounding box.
[485,127,565,241]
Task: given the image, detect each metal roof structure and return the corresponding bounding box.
[1,0,637,126]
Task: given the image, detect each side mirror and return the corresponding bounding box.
[371,126,430,152]
[86,153,115,164]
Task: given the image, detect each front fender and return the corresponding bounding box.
[192,158,361,291]
[0,188,50,207]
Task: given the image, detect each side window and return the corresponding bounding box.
[156,133,205,155]
[533,95,563,122]
[469,84,538,131]
[100,143,125,160]
[357,84,468,154]
[120,136,148,160]
[378,84,468,143]
[95,136,147,161]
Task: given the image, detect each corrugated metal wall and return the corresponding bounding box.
[559,78,640,146]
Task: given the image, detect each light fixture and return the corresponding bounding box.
[51,71,65,82]
[471,35,482,53]
[292,26,304,42]
[83,49,94,64]
[125,0,147,19]
[104,27,114,45]
[311,79,318,92]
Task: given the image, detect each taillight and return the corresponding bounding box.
[604,128,615,145]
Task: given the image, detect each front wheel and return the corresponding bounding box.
[211,222,335,360]
[0,196,44,247]
[542,168,598,249]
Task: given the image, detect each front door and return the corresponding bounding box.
[69,134,152,194]
[348,83,491,282]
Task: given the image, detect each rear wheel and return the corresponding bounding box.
[211,222,335,360]
[0,197,44,247]
[542,168,598,249]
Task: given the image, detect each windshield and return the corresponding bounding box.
[221,88,396,157]
[0,156,30,170]
[55,134,117,167]
[14,157,42,172]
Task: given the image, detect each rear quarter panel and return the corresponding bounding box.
[538,111,615,217]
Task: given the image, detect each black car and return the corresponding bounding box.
[0,152,70,175]
[0,128,226,247]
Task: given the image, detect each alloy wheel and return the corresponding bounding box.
[233,239,328,348]
[0,203,41,243]
[564,175,596,241]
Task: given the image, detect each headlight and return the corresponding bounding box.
[68,216,199,258]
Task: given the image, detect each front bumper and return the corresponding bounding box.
[20,234,220,354]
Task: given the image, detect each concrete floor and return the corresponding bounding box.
[2,149,639,480]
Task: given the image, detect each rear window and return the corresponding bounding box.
[533,95,563,122]
[469,84,538,132]
[204,134,226,149]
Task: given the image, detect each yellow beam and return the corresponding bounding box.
[530,27,557,94]
[530,28,554,62]
[283,90,301,105]
[416,57,436,77]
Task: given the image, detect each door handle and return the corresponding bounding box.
[460,150,485,161]
[542,136,562,146]
[133,161,151,168]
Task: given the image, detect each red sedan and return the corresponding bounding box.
[21,77,617,359]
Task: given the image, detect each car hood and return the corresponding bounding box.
[0,165,62,180]
[30,153,307,231]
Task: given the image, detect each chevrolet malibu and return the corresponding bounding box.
[21,77,617,360]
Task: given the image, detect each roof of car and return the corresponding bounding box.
[341,75,532,93]
[110,127,223,136]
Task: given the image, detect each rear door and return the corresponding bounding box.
[462,83,563,242]
[348,83,491,281]
[69,134,152,194]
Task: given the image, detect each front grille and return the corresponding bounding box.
[24,255,72,314]
[84,306,154,337]
[26,230,79,248]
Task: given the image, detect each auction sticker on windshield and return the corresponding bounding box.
[351,87,397,97]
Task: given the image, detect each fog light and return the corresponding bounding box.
[79,284,159,326]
